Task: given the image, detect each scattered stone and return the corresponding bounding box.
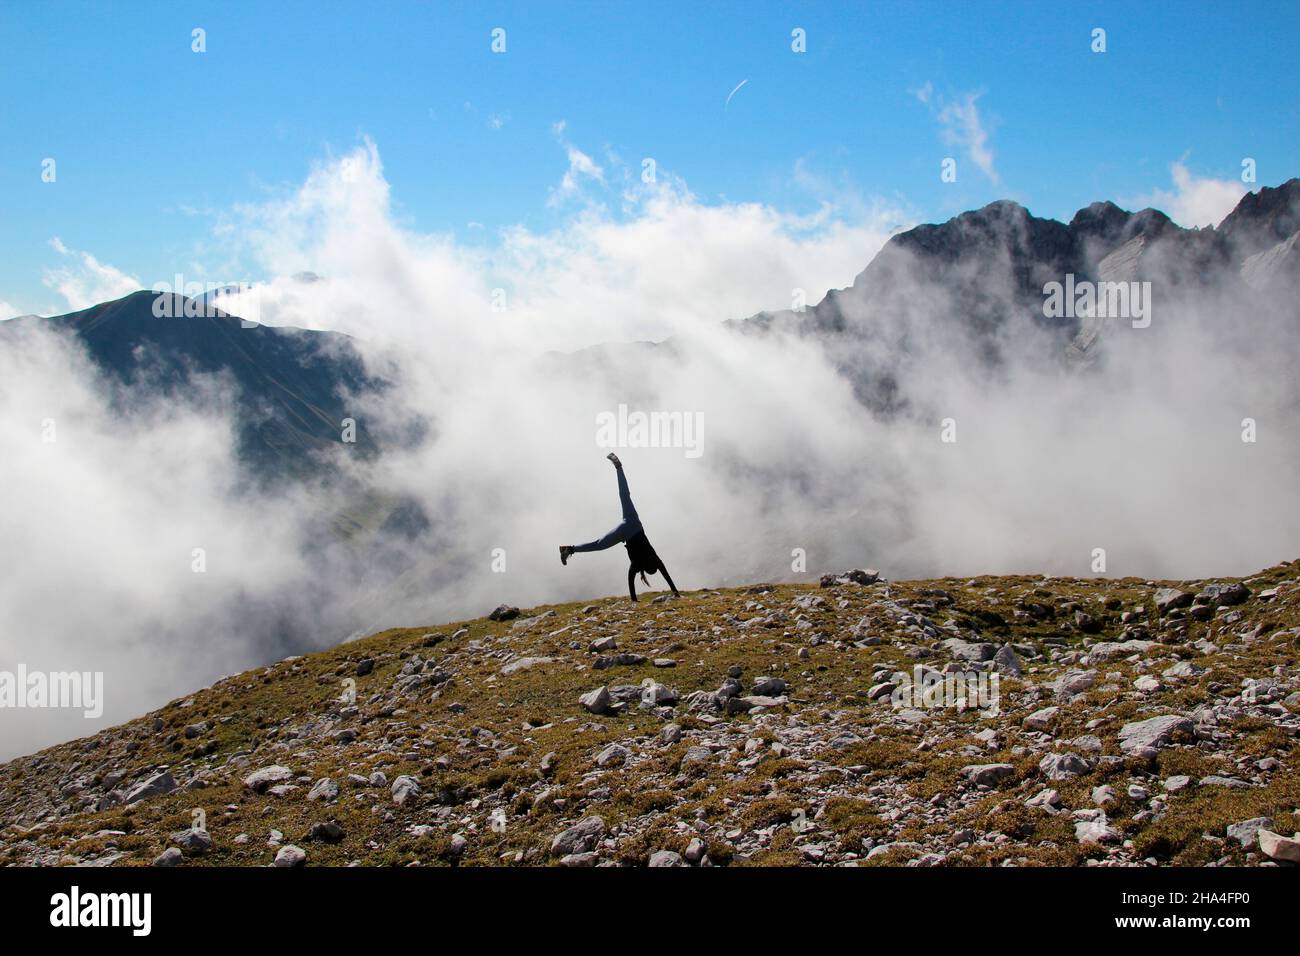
[1226,817,1273,847]
[579,686,611,715]
[1088,640,1155,664]
[1117,714,1193,753]
[118,771,175,808]
[308,821,344,843]
[391,775,421,805]
[1026,789,1062,811]
[1155,588,1194,613]
[1075,811,1121,845]
[752,676,787,695]
[551,816,605,857]
[867,680,896,701]
[944,638,995,662]
[307,778,339,802]
[243,766,293,794]
[500,656,557,676]
[681,746,713,766]
[1055,670,1097,698]
[511,611,557,631]
[649,850,687,867]
[274,845,306,867]
[1196,583,1249,607]
[1199,775,1249,789]
[1023,706,1059,731]
[992,644,1022,676]
[1258,829,1300,863]
[173,829,212,855]
[1039,752,1091,781]
[639,680,679,706]
[152,847,183,867]
[595,744,629,766]
[729,695,787,712]
[961,763,1015,787]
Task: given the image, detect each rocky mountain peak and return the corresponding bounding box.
[1218,177,1300,258]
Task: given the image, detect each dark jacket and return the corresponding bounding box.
[625,529,662,575]
[625,529,666,601]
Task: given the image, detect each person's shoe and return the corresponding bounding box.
[559,545,574,566]
[606,452,621,468]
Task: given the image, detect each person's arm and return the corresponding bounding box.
[659,563,680,597]
[627,564,639,602]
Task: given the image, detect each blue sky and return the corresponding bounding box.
[1,0,1297,314]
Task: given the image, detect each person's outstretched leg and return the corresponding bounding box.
[570,519,635,554]
[560,454,640,564]
[608,453,640,529]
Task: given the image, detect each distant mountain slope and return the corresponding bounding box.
[0,290,381,481]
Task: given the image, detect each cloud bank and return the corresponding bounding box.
[1129,162,1248,228]
[1,139,1296,761]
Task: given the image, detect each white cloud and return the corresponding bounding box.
[1129,162,1247,228]
[222,142,903,351]
[547,121,606,206]
[0,322,331,759]
[914,85,999,185]
[936,91,999,185]
[41,238,142,312]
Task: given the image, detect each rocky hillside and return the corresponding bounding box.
[2,562,1299,868]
